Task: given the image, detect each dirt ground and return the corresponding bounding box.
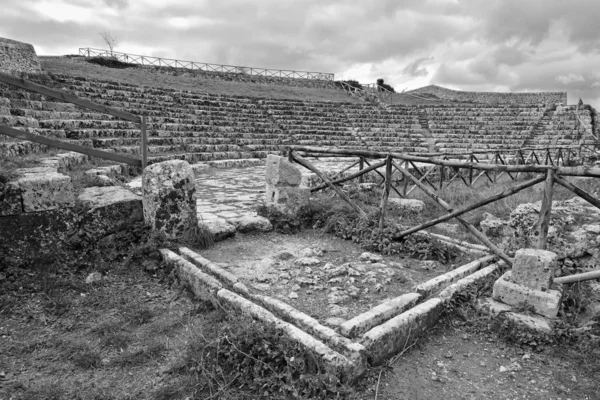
[197,229,471,322]
[1,228,599,400]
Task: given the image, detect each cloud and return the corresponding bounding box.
[556,73,585,85]
[0,0,598,109]
[402,57,433,77]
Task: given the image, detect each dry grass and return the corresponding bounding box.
[40,56,358,103]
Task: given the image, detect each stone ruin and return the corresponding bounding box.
[0,37,41,74]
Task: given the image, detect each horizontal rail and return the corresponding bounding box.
[0,71,142,123]
[0,125,141,167]
[288,146,600,177]
[79,48,335,81]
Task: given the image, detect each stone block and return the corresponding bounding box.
[340,293,421,338]
[415,255,496,297]
[229,215,273,233]
[17,172,75,212]
[266,184,310,214]
[265,154,302,187]
[142,160,198,239]
[512,248,557,291]
[361,298,444,366]
[200,217,236,241]
[0,181,22,216]
[492,271,562,318]
[77,186,143,241]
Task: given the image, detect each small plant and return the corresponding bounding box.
[168,314,355,399]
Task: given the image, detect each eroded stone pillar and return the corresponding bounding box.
[265,154,309,214]
[492,248,562,318]
[142,160,198,239]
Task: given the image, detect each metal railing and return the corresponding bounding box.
[79,48,335,82]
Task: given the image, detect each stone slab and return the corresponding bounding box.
[251,294,366,364]
[492,271,562,318]
[16,172,75,212]
[217,288,364,381]
[414,255,496,296]
[265,154,302,187]
[476,298,553,334]
[438,262,504,300]
[512,248,557,291]
[77,186,143,241]
[160,249,223,306]
[179,246,240,287]
[340,293,422,338]
[361,298,444,366]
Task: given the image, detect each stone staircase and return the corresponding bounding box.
[421,104,547,154]
[417,109,438,153]
[0,74,586,162]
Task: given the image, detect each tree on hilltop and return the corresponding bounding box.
[376,78,395,93]
[99,30,119,56]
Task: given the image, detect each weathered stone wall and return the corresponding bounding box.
[0,37,41,73]
[408,85,566,105]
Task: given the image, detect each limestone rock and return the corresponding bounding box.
[78,186,141,209]
[0,181,22,216]
[17,172,75,212]
[265,184,310,214]
[77,186,143,240]
[328,291,349,304]
[388,198,425,213]
[329,304,349,316]
[325,317,346,327]
[359,252,382,263]
[288,291,299,299]
[229,215,273,233]
[265,154,302,186]
[511,248,558,291]
[493,271,562,318]
[142,160,198,239]
[201,218,236,241]
[480,212,512,238]
[295,257,321,266]
[85,272,103,284]
[298,247,324,258]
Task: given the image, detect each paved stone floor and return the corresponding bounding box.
[129,157,380,227]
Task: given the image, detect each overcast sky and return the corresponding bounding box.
[1,0,598,107]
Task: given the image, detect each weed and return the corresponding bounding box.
[71,346,103,369]
[123,304,156,326]
[114,342,167,367]
[167,314,356,399]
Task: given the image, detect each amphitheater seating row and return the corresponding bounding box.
[0,75,587,161]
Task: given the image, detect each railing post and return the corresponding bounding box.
[358,156,364,183]
[141,115,148,169]
[536,169,555,250]
[378,155,393,230]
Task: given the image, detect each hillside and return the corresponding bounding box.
[39,56,449,106]
[39,56,359,103]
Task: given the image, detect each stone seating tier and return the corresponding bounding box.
[0,74,587,160]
